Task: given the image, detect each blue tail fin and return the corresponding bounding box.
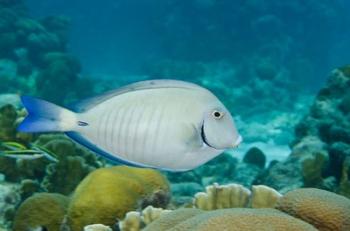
[18,96,77,133]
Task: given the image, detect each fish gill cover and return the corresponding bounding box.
[0,0,350,230]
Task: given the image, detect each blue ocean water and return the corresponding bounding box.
[27,0,350,86]
[1,1,350,230]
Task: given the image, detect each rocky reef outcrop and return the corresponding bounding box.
[260,65,350,195]
[0,0,93,104]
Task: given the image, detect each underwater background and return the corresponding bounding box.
[1,0,350,230]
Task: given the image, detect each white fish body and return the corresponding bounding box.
[18,80,242,171]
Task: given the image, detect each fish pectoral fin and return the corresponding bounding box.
[179,123,203,150]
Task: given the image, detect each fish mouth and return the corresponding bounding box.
[233,135,243,148]
[200,122,215,149]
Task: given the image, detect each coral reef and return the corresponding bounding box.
[167,150,269,205]
[119,205,171,231]
[193,183,250,210]
[0,104,17,141]
[193,183,281,210]
[35,52,91,104]
[0,0,93,104]
[243,147,266,169]
[35,134,102,195]
[1,0,349,229]
[118,183,283,231]
[163,65,350,199]
[261,66,350,195]
[144,208,317,231]
[0,95,34,145]
[67,166,170,231]
[84,224,112,231]
[7,166,170,231]
[166,153,239,204]
[250,185,282,209]
[0,99,103,229]
[0,180,20,230]
[143,208,203,231]
[276,188,350,231]
[12,192,69,231]
[0,132,101,195]
[120,184,350,231]
[0,151,49,182]
[18,179,41,201]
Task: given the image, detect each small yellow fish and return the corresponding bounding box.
[0,141,27,150]
[0,142,58,162]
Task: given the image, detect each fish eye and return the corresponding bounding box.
[212,110,224,119]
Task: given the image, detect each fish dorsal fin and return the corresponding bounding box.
[73,79,203,112]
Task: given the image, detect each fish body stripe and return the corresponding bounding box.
[104,106,114,149]
[139,103,153,162]
[150,104,164,161]
[97,106,107,145]
[76,87,229,170]
[124,102,137,160]
[107,106,117,151]
[118,103,130,158]
[130,103,144,161]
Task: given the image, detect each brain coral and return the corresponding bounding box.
[67,166,170,231]
[12,193,69,231]
[276,188,350,231]
[144,208,317,231]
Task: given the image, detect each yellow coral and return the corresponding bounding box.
[193,183,282,210]
[13,193,69,231]
[142,206,172,225]
[67,166,170,231]
[193,183,250,210]
[144,208,317,231]
[143,208,203,231]
[84,224,113,231]
[119,205,172,231]
[251,185,282,208]
[276,188,350,231]
[118,211,141,231]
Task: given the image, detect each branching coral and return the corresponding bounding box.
[84,224,112,231]
[193,183,250,210]
[34,134,102,195]
[193,183,281,210]
[250,185,282,208]
[118,206,171,231]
